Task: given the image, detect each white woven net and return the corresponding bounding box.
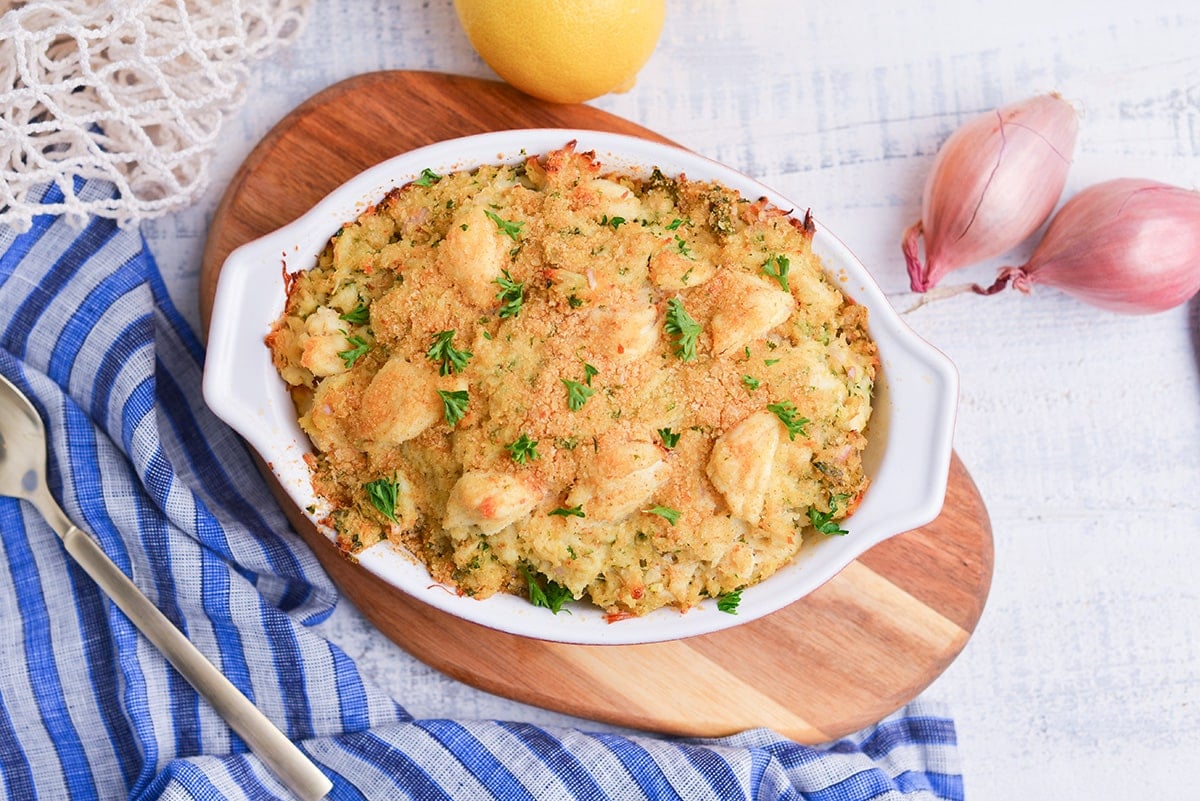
[0,0,310,231]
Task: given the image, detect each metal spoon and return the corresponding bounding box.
[0,372,331,801]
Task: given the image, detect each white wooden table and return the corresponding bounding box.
[146,1,1200,797]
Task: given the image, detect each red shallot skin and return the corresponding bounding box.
[982,178,1200,314]
[904,93,1079,292]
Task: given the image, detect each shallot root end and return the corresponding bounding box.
[974,267,1032,296]
[902,220,931,292]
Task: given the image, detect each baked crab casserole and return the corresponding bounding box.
[265,142,878,618]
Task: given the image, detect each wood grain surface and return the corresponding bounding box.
[199,70,993,742]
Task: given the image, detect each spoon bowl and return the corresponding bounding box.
[0,371,56,513]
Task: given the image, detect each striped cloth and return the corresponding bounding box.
[0,178,963,800]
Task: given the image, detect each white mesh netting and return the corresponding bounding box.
[0,0,311,231]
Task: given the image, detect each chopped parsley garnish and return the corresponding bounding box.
[505,433,540,464]
[364,478,400,522]
[413,167,442,187]
[484,210,524,240]
[763,253,791,291]
[339,304,369,324]
[808,494,851,536]
[665,217,685,230]
[426,330,472,375]
[657,427,681,449]
[520,565,573,614]
[567,294,584,308]
[742,375,761,391]
[561,378,595,411]
[767,400,809,440]
[583,362,598,385]
[437,389,469,426]
[600,214,626,229]
[644,505,680,525]
[493,269,525,318]
[717,589,743,614]
[764,358,781,366]
[548,505,585,518]
[674,234,694,258]
[664,297,702,362]
[338,335,369,368]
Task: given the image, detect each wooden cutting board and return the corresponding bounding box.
[199,70,993,743]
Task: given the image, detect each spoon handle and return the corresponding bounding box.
[60,523,332,801]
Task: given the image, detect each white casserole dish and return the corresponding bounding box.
[202,128,958,646]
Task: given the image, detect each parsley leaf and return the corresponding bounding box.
[644,505,680,525]
[561,378,595,411]
[426,330,472,376]
[808,494,850,536]
[493,269,526,318]
[674,234,694,259]
[583,362,598,385]
[338,335,369,368]
[717,589,743,614]
[742,375,761,391]
[413,167,442,187]
[485,209,524,240]
[548,505,585,518]
[437,389,469,426]
[664,297,702,362]
[339,304,369,324]
[657,427,681,449]
[520,565,573,614]
[665,218,685,231]
[364,478,400,522]
[763,253,791,291]
[767,400,809,441]
[412,167,441,187]
[600,214,626,229]
[505,433,540,464]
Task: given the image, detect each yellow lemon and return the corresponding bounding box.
[453,0,666,104]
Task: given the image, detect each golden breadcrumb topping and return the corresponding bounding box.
[267,143,877,617]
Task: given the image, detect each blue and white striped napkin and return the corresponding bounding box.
[0,178,963,800]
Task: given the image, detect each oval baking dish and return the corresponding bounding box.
[202,129,958,645]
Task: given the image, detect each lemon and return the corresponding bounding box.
[453,0,666,104]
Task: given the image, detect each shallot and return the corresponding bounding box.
[977,178,1200,314]
[904,94,1079,292]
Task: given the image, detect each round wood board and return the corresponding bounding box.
[199,70,993,743]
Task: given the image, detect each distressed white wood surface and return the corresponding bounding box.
[145,1,1200,798]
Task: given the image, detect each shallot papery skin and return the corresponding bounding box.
[903,93,1078,292]
[978,178,1200,314]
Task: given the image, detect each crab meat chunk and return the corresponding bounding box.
[298,306,353,377]
[710,272,795,356]
[444,471,543,536]
[590,178,645,222]
[706,411,781,524]
[588,299,660,364]
[355,357,446,445]
[437,204,509,307]
[567,440,669,522]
